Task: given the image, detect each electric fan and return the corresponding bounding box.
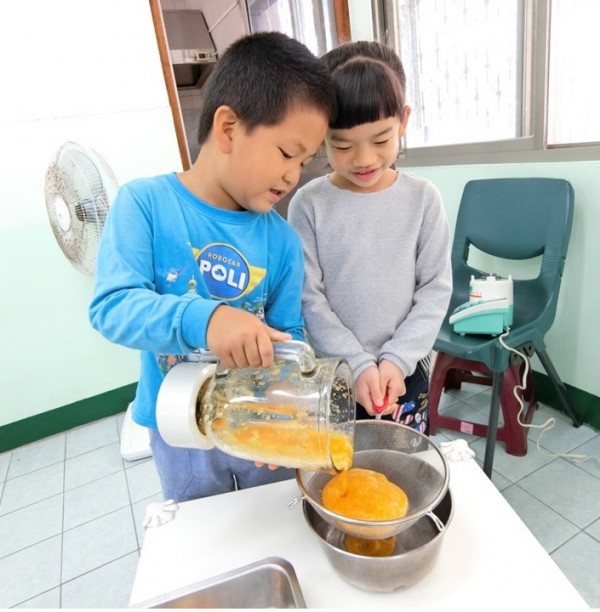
[44,141,118,276]
[44,141,152,460]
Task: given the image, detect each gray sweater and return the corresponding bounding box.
[288,172,452,380]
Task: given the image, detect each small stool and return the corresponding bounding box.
[429,352,538,456]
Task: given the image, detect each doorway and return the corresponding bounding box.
[149,0,225,170]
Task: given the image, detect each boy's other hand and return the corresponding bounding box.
[206,305,291,369]
[255,461,280,470]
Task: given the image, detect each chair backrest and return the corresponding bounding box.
[450,178,574,339]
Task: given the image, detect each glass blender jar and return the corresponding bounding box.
[156,341,355,472]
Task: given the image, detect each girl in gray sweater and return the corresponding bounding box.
[288,41,452,434]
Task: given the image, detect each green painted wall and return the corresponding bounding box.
[401,159,600,414]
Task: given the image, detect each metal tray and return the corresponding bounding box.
[131,556,306,608]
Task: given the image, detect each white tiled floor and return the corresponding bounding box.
[1,386,599,609]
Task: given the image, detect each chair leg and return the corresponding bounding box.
[428,352,455,435]
[483,371,503,478]
[536,350,582,427]
[443,368,464,391]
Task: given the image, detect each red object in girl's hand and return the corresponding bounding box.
[374,393,388,419]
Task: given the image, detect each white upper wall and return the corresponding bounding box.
[0,1,183,426]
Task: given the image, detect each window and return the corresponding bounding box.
[246,0,335,57]
[547,0,600,146]
[378,0,600,163]
[245,0,599,164]
[393,0,523,148]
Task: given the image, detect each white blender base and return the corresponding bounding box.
[120,403,152,461]
[156,362,217,449]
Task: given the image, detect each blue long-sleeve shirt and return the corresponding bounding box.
[90,173,305,428]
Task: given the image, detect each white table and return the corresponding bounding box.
[129,457,589,609]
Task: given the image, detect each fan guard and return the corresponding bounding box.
[45,141,118,276]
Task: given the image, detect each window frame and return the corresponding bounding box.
[372,0,600,166]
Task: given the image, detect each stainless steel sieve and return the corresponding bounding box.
[295,420,450,540]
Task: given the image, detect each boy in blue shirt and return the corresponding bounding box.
[89,32,335,502]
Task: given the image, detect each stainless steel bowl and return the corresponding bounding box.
[132,557,306,608]
[302,488,453,592]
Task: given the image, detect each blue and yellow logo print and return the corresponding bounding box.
[192,243,266,301]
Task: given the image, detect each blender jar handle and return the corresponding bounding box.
[272,340,317,375]
[215,340,317,376]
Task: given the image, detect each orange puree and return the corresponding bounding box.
[322,467,409,521]
[214,416,353,471]
[343,534,397,557]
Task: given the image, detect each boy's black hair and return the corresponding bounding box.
[197,31,336,145]
[322,41,406,130]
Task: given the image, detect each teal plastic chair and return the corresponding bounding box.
[429,178,581,477]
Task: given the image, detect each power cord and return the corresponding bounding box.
[498,330,599,465]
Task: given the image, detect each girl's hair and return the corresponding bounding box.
[322,41,406,130]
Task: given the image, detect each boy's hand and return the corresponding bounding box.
[206,305,291,369]
[255,461,280,470]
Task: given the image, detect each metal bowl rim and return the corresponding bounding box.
[302,488,454,562]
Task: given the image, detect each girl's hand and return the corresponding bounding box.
[356,366,392,416]
[378,359,406,410]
